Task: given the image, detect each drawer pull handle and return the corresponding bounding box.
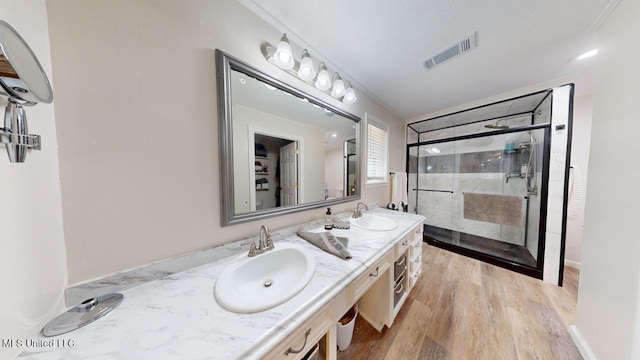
[402,240,408,246]
[414,258,420,263]
[284,328,311,356]
[369,266,379,278]
[396,257,406,266]
[395,283,404,294]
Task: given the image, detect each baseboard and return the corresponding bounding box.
[570,325,597,360]
[565,260,581,270]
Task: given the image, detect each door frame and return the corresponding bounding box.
[248,125,304,211]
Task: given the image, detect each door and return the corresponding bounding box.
[279,141,298,206]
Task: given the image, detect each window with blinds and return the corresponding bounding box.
[367,122,388,183]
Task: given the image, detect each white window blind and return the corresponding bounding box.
[367,122,388,183]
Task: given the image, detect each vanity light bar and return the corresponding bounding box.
[261,34,357,104]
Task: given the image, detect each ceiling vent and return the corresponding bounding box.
[423,32,477,71]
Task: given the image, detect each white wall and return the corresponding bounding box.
[564,93,593,268]
[0,1,67,358]
[233,105,326,212]
[46,0,401,284]
[573,0,640,358]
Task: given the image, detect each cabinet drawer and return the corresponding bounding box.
[393,274,406,307]
[409,267,422,290]
[413,225,423,242]
[409,252,422,274]
[410,236,422,256]
[353,252,391,301]
[266,305,333,360]
[394,254,407,282]
[395,234,411,259]
[409,272,418,290]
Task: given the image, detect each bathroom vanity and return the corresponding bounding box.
[21,208,424,359]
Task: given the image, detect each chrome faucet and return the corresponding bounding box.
[352,202,369,218]
[248,225,274,257]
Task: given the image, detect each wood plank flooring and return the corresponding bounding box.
[338,243,582,360]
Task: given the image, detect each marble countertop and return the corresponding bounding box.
[20,208,424,359]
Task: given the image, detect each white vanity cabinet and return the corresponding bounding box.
[408,225,423,290]
[357,224,423,333]
[30,211,426,360]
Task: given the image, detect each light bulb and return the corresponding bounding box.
[343,87,357,104]
[297,51,316,81]
[315,63,331,90]
[278,51,290,64]
[273,34,294,70]
[331,78,345,98]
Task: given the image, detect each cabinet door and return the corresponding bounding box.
[357,252,393,332]
[265,305,333,360]
[358,267,392,332]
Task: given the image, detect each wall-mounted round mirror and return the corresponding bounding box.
[0,21,52,163]
[0,20,53,104]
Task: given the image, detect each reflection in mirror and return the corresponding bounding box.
[217,50,361,226]
[344,139,357,196]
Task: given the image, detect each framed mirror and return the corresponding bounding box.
[216,50,361,226]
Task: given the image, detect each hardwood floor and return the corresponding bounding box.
[338,243,582,360]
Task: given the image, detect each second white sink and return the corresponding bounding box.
[214,243,315,314]
[351,215,398,231]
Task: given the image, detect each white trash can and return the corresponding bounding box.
[337,304,358,351]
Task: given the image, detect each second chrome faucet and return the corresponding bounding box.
[352,202,369,218]
[248,224,274,257]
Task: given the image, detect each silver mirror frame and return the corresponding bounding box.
[216,49,361,227]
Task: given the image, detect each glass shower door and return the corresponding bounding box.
[415,128,547,269]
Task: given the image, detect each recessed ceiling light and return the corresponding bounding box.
[331,133,337,138]
[576,49,598,61]
[264,84,277,91]
[239,78,246,85]
[431,147,441,154]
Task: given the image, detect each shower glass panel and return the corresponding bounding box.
[415,128,547,268]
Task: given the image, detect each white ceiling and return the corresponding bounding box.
[240,0,610,120]
[231,69,356,150]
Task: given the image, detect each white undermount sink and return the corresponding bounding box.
[351,215,398,231]
[214,243,315,313]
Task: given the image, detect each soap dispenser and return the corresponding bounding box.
[325,208,333,230]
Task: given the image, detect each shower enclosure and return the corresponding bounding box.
[407,89,561,279]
